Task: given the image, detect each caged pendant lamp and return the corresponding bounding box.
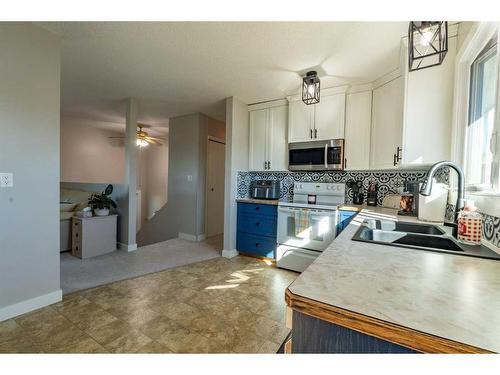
[302,71,320,105]
[408,21,448,72]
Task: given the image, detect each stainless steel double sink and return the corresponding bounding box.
[352,219,500,260]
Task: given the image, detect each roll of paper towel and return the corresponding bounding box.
[418,179,448,222]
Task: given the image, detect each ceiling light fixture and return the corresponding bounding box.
[136,139,149,147]
[302,71,320,105]
[408,21,448,72]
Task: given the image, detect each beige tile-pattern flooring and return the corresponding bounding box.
[0,256,297,353]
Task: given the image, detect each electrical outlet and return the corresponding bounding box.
[0,173,13,187]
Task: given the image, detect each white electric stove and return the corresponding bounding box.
[276,182,346,272]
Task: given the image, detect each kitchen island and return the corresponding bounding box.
[285,207,500,353]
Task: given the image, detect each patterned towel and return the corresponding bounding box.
[295,209,311,238]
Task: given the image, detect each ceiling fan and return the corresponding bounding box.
[109,124,166,147]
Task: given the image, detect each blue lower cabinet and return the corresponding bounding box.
[337,210,357,235]
[236,232,276,258]
[236,202,277,259]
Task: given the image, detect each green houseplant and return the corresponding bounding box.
[88,184,117,216]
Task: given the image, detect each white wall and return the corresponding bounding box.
[223,97,249,257]
[60,116,125,184]
[0,23,61,320]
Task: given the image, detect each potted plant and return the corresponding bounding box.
[88,185,117,216]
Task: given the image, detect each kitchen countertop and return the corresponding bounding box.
[286,206,500,353]
[236,198,279,205]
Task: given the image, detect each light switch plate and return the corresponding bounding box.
[0,173,13,187]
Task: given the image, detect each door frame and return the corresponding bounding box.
[205,136,226,238]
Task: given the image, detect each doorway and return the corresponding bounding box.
[206,137,226,238]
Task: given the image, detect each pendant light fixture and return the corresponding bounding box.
[302,71,320,105]
[408,21,448,72]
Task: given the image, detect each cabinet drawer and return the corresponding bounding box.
[237,213,277,237]
[237,233,276,258]
[238,202,277,217]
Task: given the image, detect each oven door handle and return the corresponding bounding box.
[278,206,337,214]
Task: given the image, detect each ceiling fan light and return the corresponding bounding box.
[137,139,149,147]
[302,71,320,105]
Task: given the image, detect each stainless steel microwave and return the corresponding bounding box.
[288,139,344,171]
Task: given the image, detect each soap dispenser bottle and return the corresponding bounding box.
[457,200,483,245]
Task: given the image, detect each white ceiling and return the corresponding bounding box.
[39,22,409,124]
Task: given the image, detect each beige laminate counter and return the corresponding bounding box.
[286,206,500,353]
[236,198,279,205]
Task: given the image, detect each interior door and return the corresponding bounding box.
[249,109,269,171]
[370,77,404,169]
[268,105,288,170]
[206,139,225,238]
[313,93,346,140]
[288,100,314,143]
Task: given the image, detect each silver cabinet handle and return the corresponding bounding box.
[324,143,328,169]
[268,161,271,170]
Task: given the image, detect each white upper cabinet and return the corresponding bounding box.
[288,88,347,143]
[370,76,404,170]
[267,105,288,171]
[288,99,314,142]
[249,108,269,171]
[314,93,346,141]
[248,100,288,171]
[401,36,457,166]
[344,90,372,170]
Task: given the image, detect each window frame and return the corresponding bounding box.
[465,38,498,190]
[451,22,500,217]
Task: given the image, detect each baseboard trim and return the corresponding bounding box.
[179,232,206,242]
[222,249,239,259]
[118,242,138,252]
[0,289,62,322]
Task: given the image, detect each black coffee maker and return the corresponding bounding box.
[347,180,364,205]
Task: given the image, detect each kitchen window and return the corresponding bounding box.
[465,37,499,191]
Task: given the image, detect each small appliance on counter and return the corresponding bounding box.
[366,180,378,206]
[250,180,280,200]
[346,179,364,205]
[398,181,420,216]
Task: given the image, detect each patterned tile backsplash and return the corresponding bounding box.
[237,169,448,205]
[237,169,500,248]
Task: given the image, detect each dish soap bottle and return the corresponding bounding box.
[457,200,483,245]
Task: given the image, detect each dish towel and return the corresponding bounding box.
[294,209,311,238]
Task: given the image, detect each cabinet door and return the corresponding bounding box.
[288,100,314,143]
[249,109,269,171]
[344,91,372,170]
[268,105,288,171]
[370,77,403,169]
[314,93,346,140]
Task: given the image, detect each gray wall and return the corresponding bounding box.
[137,113,225,246]
[0,23,61,318]
[137,113,200,245]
